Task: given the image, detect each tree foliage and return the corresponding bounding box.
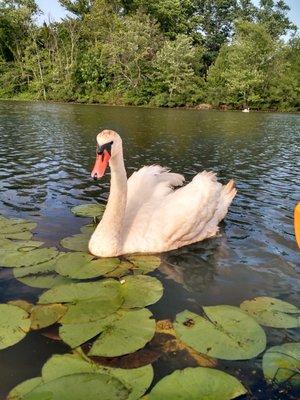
[0,0,298,110]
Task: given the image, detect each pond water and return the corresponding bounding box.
[0,101,299,399]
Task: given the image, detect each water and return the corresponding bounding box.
[0,101,299,399]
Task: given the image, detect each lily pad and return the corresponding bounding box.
[126,255,161,274]
[13,255,63,278]
[7,377,43,400]
[105,261,134,278]
[60,233,89,252]
[0,304,31,349]
[147,367,247,400]
[30,304,67,330]
[17,273,74,289]
[39,279,121,304]
[42,353,153,400]
[240,297,300,328]
[88,308,156,357]
[121,275,164,309]
[22,373,129,400]
[263,343,300,387]
[80,224,96,235]
[0,231,33,240]
[55,252,120,279]
[8,300,33,313]
[1,247,58,268]
[60,290,123,324]
[71,204,105,218]
[174,306,266,360]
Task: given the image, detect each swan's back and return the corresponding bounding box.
[122,167,236,254]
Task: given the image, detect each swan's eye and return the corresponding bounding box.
[97,141,113,155]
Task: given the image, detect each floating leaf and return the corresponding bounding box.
[55,252,120,279]
[30,304,67,330]
[0,217,36,234]
[240,297,300,328]
[39,279,121,304]
[147,367,247,400]
[8,300,33,313]
[0,240,43,259]
[174,306,266,360]
[60,233,89,252]
[105,261,134,278]
[263,343,300,387]
[1,247,58,268]
[17,273,74,289]
[71,204,105,218]
[60,289,122,324]
[126,255,161,274]
[80,224,96,235]
[13,255,63,278]
[22,373,129,400]
[42,353,153,400]
[0,304,30,349]
[88,308,156,357]
[121,275,163,309]
[7,377,42,400]
[0,231,33,240]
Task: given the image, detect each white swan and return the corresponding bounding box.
[88,130,237,257]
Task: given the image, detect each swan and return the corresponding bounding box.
[88,130,237,257]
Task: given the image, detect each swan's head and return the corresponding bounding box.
[91,129,122,179]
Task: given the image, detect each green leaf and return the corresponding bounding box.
[39,279,121,304]
[23,373,129,400]
[60,233,89,252]
[71,204,105,218]
[174,306,266,360]
[80,224,95,235]
[8,300,33,313]
[88,308,156,357]
[121,275,163,308]
[16,273,74,289]
[126,255,161,274]
[42,353,153,400]
[0,231,33,240]
[104,261,134,278]
[13,255,63,278]
[55,252,120,279]
[263,343,300,387]
[1,247,59,268]
[60,290,123,324]
[30,304,67,330]
[7,377,43,400]
[0,304,31,349]
[147,367,247,400]
[240,297,300,328]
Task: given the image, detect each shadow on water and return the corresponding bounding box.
[0,101,299,399]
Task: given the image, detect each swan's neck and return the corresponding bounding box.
[89,150,127,257]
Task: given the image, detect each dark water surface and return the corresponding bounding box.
[0,101,299,399]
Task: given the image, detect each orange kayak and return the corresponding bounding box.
[295,203,300,248]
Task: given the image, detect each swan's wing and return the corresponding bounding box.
[123,165,184,233]
[148,171,236,251]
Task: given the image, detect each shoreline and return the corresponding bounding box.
[0,97,299,114]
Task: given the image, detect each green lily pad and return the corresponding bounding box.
[60,289,123,324]
[8,300,33,313]
[121,275,164,308]
[0,240,43,257]
[42,353,153,400]
[240,297,300,328]
[30,304,67,330]
[126,255,161,274]
[88,308,156,357]
[39,279,121,304]
[0,231,33,240]
[147,367,247,400]
[174,306,266,360]
[55,252,120,280]
[263,343,300,387]
[1,247,58,268]
[22,373,129,400]
[104,261,134,278]
[0,304,31,349]
[13,255,63,278]
[71,204,105,218]
[80,224,96,235]
[60,233,89,252]
[0,217,36,234]
[17,273,74,289]
[7,377,43,400]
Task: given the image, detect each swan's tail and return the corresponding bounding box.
[216,179,237,222]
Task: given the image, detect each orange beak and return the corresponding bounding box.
[91,149,111,179]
